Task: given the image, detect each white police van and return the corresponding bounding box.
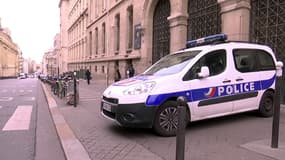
[101,34,283,136]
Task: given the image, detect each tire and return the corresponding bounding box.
[258,91,274,117]
[153,101,189,137]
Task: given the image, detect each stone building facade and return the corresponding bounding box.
[67,0,88,72]
[54,34,61,76]
[0,26,19,78]
[18,52,24,74]
[85,0,251,84]
[59,0,285,83]
[59,0,71,74]
[42,50,57,76]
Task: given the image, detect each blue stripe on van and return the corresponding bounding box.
[145,75,276,106]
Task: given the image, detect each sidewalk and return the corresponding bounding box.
[42,79,285,160]
[42,80,163,160]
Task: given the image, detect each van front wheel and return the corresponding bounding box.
[153,101,189,137]
[258,91,274,117]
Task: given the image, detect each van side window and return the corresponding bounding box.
[234,49,275,73]
[183,50,226,81]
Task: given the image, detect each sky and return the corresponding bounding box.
[0,0,60,63]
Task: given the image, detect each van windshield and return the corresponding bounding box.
[143,50,201,76]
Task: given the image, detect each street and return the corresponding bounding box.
[0,78,284,160]
[0,78,65,160]
[2,0,285,159]
[50,79,285,160]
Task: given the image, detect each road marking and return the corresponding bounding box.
[1,89,7,93]
[2,105,33,131]
[0,106,2,109]
[27,90,33,92]
[0,97,13,101]
[19,90,24,93]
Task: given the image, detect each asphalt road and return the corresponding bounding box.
[0,78,65,160]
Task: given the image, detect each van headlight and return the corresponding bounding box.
[123,82,156,95]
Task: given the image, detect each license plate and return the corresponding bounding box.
[102,102,112,112]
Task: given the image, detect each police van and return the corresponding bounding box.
[101,34,283,136]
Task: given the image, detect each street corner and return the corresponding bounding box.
[240,139,285,160]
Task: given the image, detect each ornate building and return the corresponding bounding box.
[85,0,249,84]
[0,23,19,78]
[59,0,285,84]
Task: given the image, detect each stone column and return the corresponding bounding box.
[167,0,188,53]
[168,14,188,53]
[218,0,251,41]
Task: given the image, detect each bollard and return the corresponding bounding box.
[176,96,187,160]
[271,76,281,148]
[271,61,283,148]
[73,72,77,108]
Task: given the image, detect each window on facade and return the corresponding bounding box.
[95,65,97,72]
[127,6,133,50]
[90,0,93,20]
[95,27,98,55]
[102,0,106,11]
[115,14,120,52]
[102,23,106,54]
[233,49,275,73]
[82,20,84,35]
[102,66,105,73]
[95,0,98,17]
[187,0,221,40]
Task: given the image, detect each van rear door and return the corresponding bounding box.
[232,49,276,112]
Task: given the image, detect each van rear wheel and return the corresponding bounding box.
[153,101,189,137]
[258,91,274,117]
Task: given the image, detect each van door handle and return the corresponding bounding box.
[222,80,231,83]
[236,78,243,81]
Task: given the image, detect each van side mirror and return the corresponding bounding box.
[198,66,210,78]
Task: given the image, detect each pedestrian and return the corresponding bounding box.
[114,67,121,82]
[127,63,135,78]
[85,69,91,85]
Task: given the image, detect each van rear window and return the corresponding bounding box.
[233,49,275,72]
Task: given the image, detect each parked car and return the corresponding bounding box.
[18,73,27,79]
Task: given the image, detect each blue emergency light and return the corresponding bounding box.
[186,34,228,48]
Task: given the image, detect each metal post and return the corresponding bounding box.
[271,61,283,148]
[176,96,187,160]
[271,76,281,148]
[73,71,77,107]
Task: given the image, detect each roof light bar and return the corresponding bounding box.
[186,34,228,48]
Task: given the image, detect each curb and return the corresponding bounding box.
[41,83,91,160]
